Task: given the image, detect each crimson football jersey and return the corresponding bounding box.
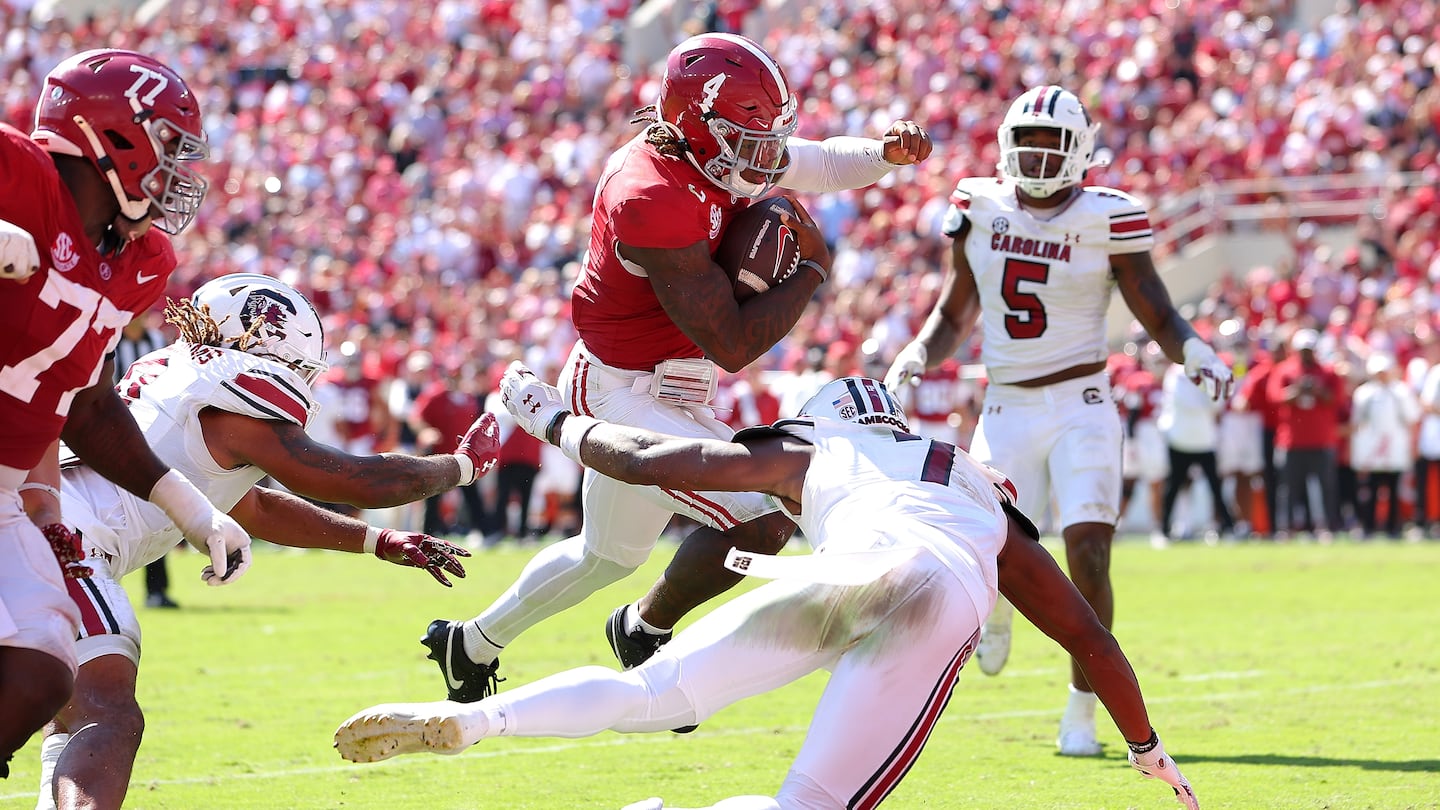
[327,375,385,443]
[571,134,750,370]
[0,123,176,470]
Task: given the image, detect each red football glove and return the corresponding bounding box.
[454,412,500,486]
[373,529,471,587]
[41,524,92,580]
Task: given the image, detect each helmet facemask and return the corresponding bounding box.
[695,106,796,198]
[997,86,1100,199]
[134,115,210,234]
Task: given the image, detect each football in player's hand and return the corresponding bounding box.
[714,196,802,302]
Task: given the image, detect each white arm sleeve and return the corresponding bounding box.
[778,136,895,193]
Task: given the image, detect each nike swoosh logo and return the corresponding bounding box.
[686,184,706,203]
[136,271,159,285]
[442,626,466,690]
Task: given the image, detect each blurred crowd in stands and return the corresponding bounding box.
[2,0,1437,540]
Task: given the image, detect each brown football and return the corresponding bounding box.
[714,196,802,302]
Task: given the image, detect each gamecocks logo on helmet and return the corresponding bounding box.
[239,290,299,342]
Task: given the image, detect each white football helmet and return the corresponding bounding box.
[799,376,909,433]
[997,86,1100,199]
[192,273,328,384]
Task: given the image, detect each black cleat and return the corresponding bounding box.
[422,619,503,703]
[605,606,697,733]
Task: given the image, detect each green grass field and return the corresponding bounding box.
[3,537,1438,809]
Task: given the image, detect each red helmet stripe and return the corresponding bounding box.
[1031,86,1049,115]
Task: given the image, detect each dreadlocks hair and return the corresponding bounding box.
[631,104,688,158]
[163,297,267,352]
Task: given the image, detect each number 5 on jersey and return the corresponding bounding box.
[1001,258,1049,339]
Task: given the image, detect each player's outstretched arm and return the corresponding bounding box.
[998,518,1198,808]
[500,361,806,501]
[199,409,498,508]
[778,120,932,193]
[228,486,468,587]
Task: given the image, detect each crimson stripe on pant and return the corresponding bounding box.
[849,628,978,809]
[661,487,742,530]
[65,575,121,637]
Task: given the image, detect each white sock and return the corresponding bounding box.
[624,604,669,637]
[461,620,504,666]
[455,703,498,742]
[1061,684,1098,727]
[36,733,69,810]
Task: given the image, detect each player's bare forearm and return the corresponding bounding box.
[716,274,824,371]
[212,414,463,507]
[1000,532,1151,740]
[912,308,971,370]
[913,239,980,366]
[573,419,806,503]
[271,446,463,508]
[636,238,818,372]
[61,382,170,498]
[1115,251,1198,362]
[229,486,367,553]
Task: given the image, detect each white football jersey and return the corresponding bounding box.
[755,418,1010,618]
[944,178,1155,384]
[59,342,316,576]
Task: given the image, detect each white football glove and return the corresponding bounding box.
[149,470,252,586]
[1183,338,1233,402]
[1128,731,1199,810]
[884,342,928,392]
[0,217,41,282]
[499,361,570,443]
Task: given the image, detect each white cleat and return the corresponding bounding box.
[334,702,470,763]
[1056,722,1103,757]
[975,597,1014,676]
[621,800,664,810]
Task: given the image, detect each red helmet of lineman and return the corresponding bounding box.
[32,49,209,234]
[656,33,798,199]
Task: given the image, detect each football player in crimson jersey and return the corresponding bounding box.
[423,32,932,710]
[0,50,254,778]
[337,367,1200,810]
[34,275,500,810]
[885,86,1233,757]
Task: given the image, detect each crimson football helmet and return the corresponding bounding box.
[192,274,328,385]
[656,33,798,198]
[799,377,909,433]
[32,49,209,234]
[996,85,1100,199]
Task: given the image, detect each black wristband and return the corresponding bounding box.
[544,411,570,446]
[1126,729,1160,755]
